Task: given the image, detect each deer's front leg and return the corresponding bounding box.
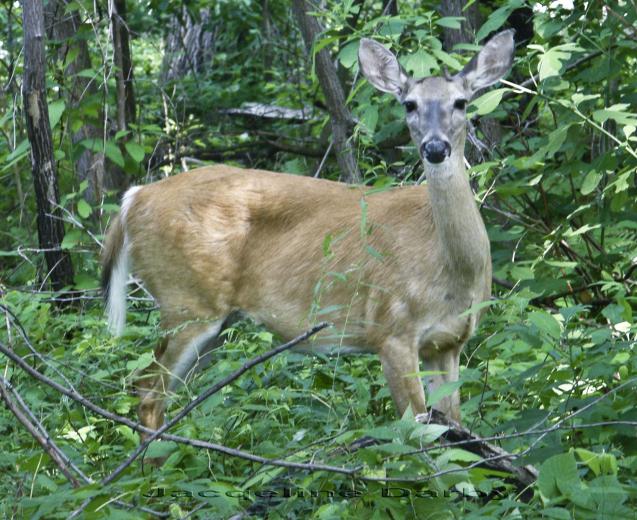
[379,336,427,416]
[422,345,462,424]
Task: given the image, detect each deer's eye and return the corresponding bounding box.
[403,100,417,113]
[453,99,467,111]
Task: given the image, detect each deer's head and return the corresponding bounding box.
[359,30,515,166]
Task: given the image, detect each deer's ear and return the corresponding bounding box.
[358,39,409,98]
[459,30,515,97]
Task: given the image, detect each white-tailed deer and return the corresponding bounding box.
[102,30,515,437]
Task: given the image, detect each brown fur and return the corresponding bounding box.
[103,164,490,432]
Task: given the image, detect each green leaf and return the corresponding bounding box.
[592,104,637,126]
[528,311,562,339]
[126,351,154,372]
[360,105,378,133]
[435,17,464,29]
[125,141,145,163]
[105,141,125,167]
[77,199,92,219]
[581,169,602,195]
[429,381,463,407]
[61,229,82,250]
[576,448,618,476]
[410,423,449,443]
[538,44,582,81]
[401,50,437,77]
[469,88,508,116]
[48,100,65,129]
[431,48,462,71]
[79,138,124,167]
[3,139,30,171]
[564,223,600,237]
[475,0,523,41]
[538,452,581,500]
[337,41,359,69]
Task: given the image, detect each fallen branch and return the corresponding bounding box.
[425,410,538,488]
[0,375,167,517]
[0,338,361,477]
[220,102,316,122]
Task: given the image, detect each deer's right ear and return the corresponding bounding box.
[358,39,409,98]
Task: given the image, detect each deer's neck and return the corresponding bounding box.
[425,152,489,281]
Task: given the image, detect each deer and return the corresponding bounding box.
[101,30,515,440]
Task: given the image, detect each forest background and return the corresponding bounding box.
[1,0,636,518]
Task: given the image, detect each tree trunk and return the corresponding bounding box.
[439,0,480,50]
[44,0,109,203]
[161,7,215,82]
[292,0,361,184]
[111,0,136,132]
[439,0,501,165]
[21,0,74,291]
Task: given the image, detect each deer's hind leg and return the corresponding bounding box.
[135,314,228,439]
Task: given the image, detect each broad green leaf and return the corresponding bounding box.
[593,104,637,126]
[429,380,463,407]
[360,105,378,133]
[75,68,97,79]
[337,41,359,69]
[61,229,82,250]
[125,141,145,163]
[538,452,581,500]
[528,311,562,339]
[436,448,482,465]
[48,100,65,129]
[401,49,437,77]
[6,139,30,162]
[79,138,102,152]
[541,507,571,520]
[104,141,125,167]
[581,169,601,195]
[431,48,462,71]
[126,351,154,371]
[571,93,600,106]
[543,124,571,158]
[410,423,449,443]
[538,44,582,81]
[435,17,463,29]
[77,199,91,219]
[564,223,600,237]
[475,0,524,42]
[469,88,508,116]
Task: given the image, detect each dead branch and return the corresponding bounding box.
[220,102,316,122]
[0,338,361,477]
[0,375,167,517]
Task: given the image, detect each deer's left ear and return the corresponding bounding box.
[358,38,410,98]
[459,30,515,97]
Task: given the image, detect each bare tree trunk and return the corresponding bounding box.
[161,8,215,82]
[439,0,501,165]
[44,0,108,203]
[292,0,361,184]
[21,0,74,291]
[111,0,136,132]
[439,0,480,50]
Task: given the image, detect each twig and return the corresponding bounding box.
[0,377,80,485]
[0,339,360,477]
[103,322,331,485]
[69,323,337,517]
[0,376,166,517]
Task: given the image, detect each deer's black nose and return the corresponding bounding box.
[421,139,451,164]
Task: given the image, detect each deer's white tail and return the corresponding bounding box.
[101,187,139,336]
